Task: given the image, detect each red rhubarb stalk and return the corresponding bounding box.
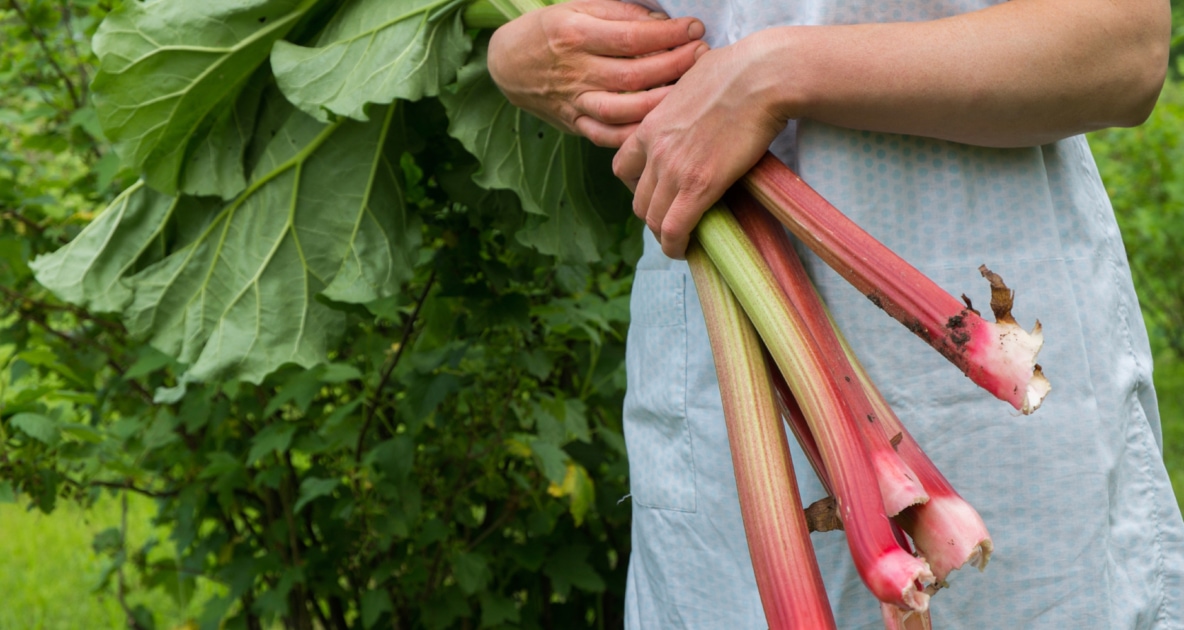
[834,323,994,583]
[742,153,1050,414]
[695,205,933,611]
[882,522,935,630]
[728,189,927,517]
[686,243,837,629]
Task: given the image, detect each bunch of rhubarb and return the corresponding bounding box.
[686,154,1047,628]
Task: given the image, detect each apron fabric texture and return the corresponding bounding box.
[620,1,1184,628]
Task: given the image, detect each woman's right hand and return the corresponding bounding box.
[487,0,707,148]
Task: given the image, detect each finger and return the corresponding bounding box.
[658,189,711,260]
[579,15,705,57]
[573,117,638,148]
[570,0,670,23]
[632,162,661,235]
[588,41,707,93]
[613,135,647,191]
[645,176,680,249]
[574,85,674,126]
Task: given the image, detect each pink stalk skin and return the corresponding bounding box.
[687,243,838,630]
[741,153,1050,414]
[883,522,934,628]
[768,357,829,493]
[729,190,927,518]
[696,206,933,612]
[835,323,994,583]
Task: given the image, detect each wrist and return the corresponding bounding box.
[741,27,816,124]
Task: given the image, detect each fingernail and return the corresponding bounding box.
[648,11,669,19]
[687,20,705,40]
[694,42,709,60]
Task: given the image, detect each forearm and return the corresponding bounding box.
[749,0,1171,147]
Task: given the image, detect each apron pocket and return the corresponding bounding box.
[624,269,697,513]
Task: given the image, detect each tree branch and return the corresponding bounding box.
[8,0,83,110]
[355,268,436,463]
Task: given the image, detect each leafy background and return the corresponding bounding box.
[0,1,1182,629]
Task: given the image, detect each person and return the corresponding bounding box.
[488,1,1184,627]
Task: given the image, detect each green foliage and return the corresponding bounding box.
[1090,78,1184,360]
[3,1,636,629]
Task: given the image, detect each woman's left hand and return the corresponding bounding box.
[612,33,790,259]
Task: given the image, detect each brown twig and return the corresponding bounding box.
[355,268,437,463]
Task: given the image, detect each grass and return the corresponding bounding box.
[0,493,217,630]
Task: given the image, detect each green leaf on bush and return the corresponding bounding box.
[361,589,393,628]
[247,422,298,464]
[528,439,567,485]
[272,0,471,122]
[295,476,338,512]
[90,0,318,194]
[543,544,605,597]
[10,412,59,445]
[451,552,491,595]
[441,47,609,263]
[479,592,520,628]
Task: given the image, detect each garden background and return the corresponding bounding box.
[1,1,1182,628]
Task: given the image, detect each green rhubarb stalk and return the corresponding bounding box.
[727,189,927,518]
[687,243,837,630]
[742,153,1050,414]
[695,204,933,611]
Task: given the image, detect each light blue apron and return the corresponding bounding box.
[622,1,1184,627]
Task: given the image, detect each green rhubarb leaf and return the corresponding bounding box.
[90,0,317,195]
[179,75,268,199]
[134,102,417,386]
[271,0,472,122]
[38,101,419,389]
[441,47,610,263]
[30,184,219,314]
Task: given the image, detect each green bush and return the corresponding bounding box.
[1,2,636,628]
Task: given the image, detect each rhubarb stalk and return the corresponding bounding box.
[742,153,1050,414]
[728,189,927,518]
[694,205,933,611]
[731,183,994,583]
[686,243,837,629]
[837,328,994,583]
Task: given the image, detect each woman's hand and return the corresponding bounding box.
[612,35,788,259]
[487,0,707,148]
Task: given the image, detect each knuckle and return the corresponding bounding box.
[612,155,626,179]
[615,27,638,54]
[680,165,713,195]
[615,66,645,93]
[632,199,647,220]
[593,97,614,124]
[548,18,584,50]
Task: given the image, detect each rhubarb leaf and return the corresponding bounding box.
[271,0,471,122]
[179,75,268,200]
[29,183,219,314]
[35,101,419,389]
[90,0,317,195]
[441,48,610,263]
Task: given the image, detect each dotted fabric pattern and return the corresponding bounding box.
[621,1,1184,629]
